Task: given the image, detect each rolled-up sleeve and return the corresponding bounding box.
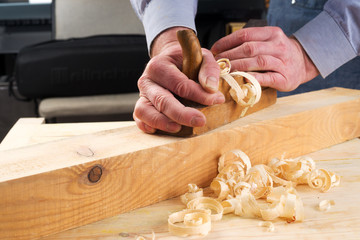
[293,0,360,78]
[130,0,198,50]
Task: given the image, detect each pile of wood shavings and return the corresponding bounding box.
[168,150,341,237]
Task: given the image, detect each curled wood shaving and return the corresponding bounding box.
[210,179,230,201]
[329,171,341,187]
[318,199,335,211]
[168,209,211,237]
[217,58,262,116]
[246,164,274,199]
[180,183,203,205]
[187,197,224,221]
[307,169,333,192]
[259,221,275,232]
[268,156,316,184]
[221,197,242,214]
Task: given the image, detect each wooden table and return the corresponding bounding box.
[1,118,359,239]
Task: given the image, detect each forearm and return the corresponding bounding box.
[293,0,360,78]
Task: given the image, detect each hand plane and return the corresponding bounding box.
[165,29,277,137]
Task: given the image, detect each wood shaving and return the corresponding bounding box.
[168,150,340,237]
[307,169,333,192]
[180,183,203,205]
[187,197,224,221]
[259,221,275,232]
[168,209,211,237]
[217,58,262,116]
[135,231,155,240]
[318,199,335,211]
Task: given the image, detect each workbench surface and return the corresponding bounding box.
[1,118,359,239]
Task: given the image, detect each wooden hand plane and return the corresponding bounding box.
[164,29,277,137]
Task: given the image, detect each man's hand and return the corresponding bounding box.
[211,27,319,92]
[133,27,225,134]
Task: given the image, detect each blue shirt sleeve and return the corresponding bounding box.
[293,0,360,77]
[130,0,198,51]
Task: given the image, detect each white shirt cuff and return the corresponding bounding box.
[142,0,198,51]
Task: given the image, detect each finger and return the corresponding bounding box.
[139,80,206,127]
[198,49,222,94]
[133,96,183,133]
[144,55,224,106]
[211,27,275,55]
[247,71,291,92]
[230,55,285,73]
[133,113,156,134]
[215,41,282,60]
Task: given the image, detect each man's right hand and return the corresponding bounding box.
[133,27,225,134]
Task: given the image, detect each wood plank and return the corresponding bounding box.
[1,87,360,239]
[0,119,135,151]
[0,118,136,151]
[44,138,360,240]
[0,118,45,151]
[178,87,277,136]
[26,121,135,147]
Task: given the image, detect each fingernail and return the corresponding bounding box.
[191,116,206,127]
[206,76,219,91]
[144,124,155,133]
[214,94,225,104]
[167,122,181,133]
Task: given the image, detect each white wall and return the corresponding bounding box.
[54,0,145,39]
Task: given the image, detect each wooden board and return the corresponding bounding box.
[1,87,360,239]
[2,121,359,239]
[175,87,277,136]
[0,119,135,151]
[43,138,360,239]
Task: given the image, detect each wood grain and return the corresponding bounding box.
[43,138,360,240]
[0,119,135,151]
[1,87,360,239]
[0,118,45,151]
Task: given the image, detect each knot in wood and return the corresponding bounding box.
[88,165,102,183]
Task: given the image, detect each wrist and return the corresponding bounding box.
[290,37,320,83]
[150,27,193,57]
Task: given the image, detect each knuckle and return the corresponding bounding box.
[269,73,278,86]
[146,56,166,77]
[153,94,169,113]
[271,26,285,39]
[277,41,287,53]
[237,29,249,42]
[243,42,256,57]
[137,76,150,91]
[172,80,190,97]
[133,101,145,119]
[256,55,268,69]
[133,106,141,119]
